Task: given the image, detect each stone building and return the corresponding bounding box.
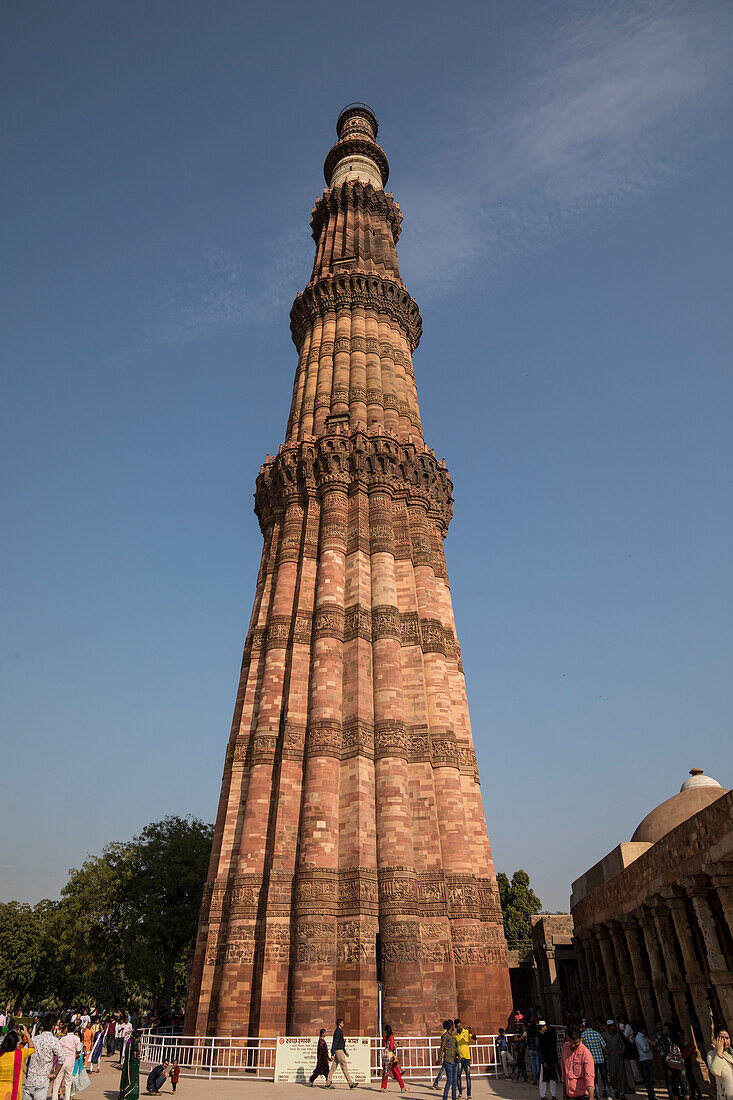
[185,105,512,1037]
[508,915,581,1023]
[571,769,732,1050]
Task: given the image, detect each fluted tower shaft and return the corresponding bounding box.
[186,104,511,1037]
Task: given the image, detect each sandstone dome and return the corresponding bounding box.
[631,769,728,844]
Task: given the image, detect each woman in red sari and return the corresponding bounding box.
[0,1027,34,1100]
[381,1026,406,1092]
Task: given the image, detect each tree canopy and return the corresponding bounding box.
[497,868,542,945]
[0,815,213,1011]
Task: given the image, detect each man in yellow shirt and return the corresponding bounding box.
[454,1020,476,1098]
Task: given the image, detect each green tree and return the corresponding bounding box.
[118,816,213,1009]
[8,815,214,1010]
[497,869,542,945]
[0,902,44,1008]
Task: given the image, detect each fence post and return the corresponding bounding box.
[209,1036,214,1079]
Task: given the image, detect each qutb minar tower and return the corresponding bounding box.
[186,105,512,1036]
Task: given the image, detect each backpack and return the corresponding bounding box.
[666,1045,685,1072]
[623,1036,637,1060]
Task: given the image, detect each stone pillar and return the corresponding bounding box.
[544,946,563,1024]
[575,935,597,1022]
[637,907,676,1025]
[588,931,612,1019]
[683,876,733,1030]
[621,917,657,1033]
[709,868,733,941]
[609,921,642,1023]
[597,926,624,1019]
[662,891,715,1049]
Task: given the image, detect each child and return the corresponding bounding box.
[170,1062,180,1093]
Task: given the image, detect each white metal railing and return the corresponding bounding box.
[139,1031,568,1081]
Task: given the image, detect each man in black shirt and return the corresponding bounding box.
[326,1018,357,1089]
[538,1021,560,1100]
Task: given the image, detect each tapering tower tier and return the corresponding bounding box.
[186,105,512,1037]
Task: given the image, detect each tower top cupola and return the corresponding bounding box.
[324,102,389,190]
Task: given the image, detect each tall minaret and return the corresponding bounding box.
[186,104,512,1037]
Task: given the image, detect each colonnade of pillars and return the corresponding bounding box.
[574,866,733,1052]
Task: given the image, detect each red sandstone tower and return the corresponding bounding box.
[186,104,512,1037]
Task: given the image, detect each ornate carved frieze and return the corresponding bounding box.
[306,720,342,758]
[419,617,446,655]
[338,868,379,913]
[431,731,460,769]
[293,611,313,646]
[375,720,408,760]
[251,730,278,765]
[294,871,339,911]
[371,604,400,640]
[341,718,375,759]
[344,604,372,642]
[311,181,402,244]
[379,870,419,913]
[291,273,422,352]
[406,725,431,763]
[399,611,420,646]
[313,604,345,641]
[265,614,291,651]
[255,434,453,537]
[281,722,306,760]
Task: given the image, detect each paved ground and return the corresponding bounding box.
[85,1052,551,1100]
[79,1052,714,1100]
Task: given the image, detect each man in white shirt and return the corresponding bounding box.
[53,1024,82,1100]
[117,1017,133,1061]
[24,1015,65,1100]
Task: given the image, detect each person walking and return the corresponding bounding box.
[513,1024,528,1082]
[117,1018,132,1063]
[325,1018,357,1089]
[538,1020,560,1100]
[562,1026,595,1100]
[581,1023,608,1100]
[454,1020,474,1098]
[106,1018,117,1059]
[118,1029,140,1100]
[662,1026,689,1100]
[496,1030,513,1080]
[707,1027,732,1100]
[634,1026,656,1100]
[52,1025,80,1100]
[528,1017,541,1085]
[438,1023,459,1100]
[682,1038,703,1100]
[380,1026,405,1093]
[601,1021,626,1099]
[23,1015,64,1100]
[433,1022,451,1089]
[89,1023,104,1074]
[619,1020,641,1092]
[309,1030,331,1087]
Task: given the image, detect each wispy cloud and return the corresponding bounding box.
[398,1,733,298]
[147,227,308,347]
[138,2,731,349]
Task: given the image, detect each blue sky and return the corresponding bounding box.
[2,0,732,911]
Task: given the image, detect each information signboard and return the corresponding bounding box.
[274,1036,372,1084]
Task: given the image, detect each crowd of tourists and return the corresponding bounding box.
[492,1006,731,1100]
[0,1007,180,1100]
